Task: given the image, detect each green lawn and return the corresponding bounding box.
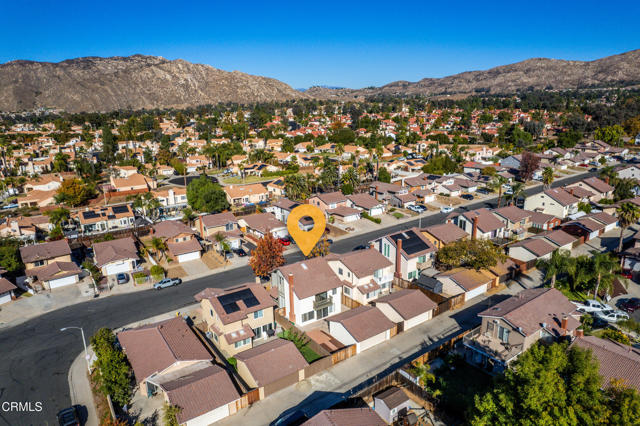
[222,175,273,184]
[557,287,591,302]
[299,345,323,363]
[392,212,404,219]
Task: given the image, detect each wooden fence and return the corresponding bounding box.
[342,294,362,309]
[331,344,357,364]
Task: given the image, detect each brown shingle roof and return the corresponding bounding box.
[194,283,276,325]
[493,206,531,223]
[20,239,71,264]
[512,238,557,257]
[161,364,240,424]
[441,268,494,291]
[304,408,385,426]
[278,257,344,299]
[460,208,505,233]
[544,188,579,206]
[335,248,392,278]
[539,229,577,247]
[479,288,578,337]
[200,211,237,228]
[375,387,409,409]
[314,191,348,205]
[26,261,81,282]
[0,278,16,294]
[347,193,381,210]
[235,339,309,386]
[374,289,437,320]
[93,237,138,267]
[117,318,212,383]
[242,213,285,233]
[326,305,395,342]
[153,220,195,238]
[326,206,361,218]
[572,336,640,391]
[581,177,614,194]
[167,239,202,257]
[423,223,468,244]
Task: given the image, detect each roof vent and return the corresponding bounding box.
[301,263,308,270]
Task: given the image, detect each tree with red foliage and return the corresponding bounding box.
[249,232,285,278]
[519,151,540,181]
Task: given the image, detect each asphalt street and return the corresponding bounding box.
[0,171,595,425]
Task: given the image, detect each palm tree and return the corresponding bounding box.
[507,182,526,206]
[410,361,440,396]
[45,207,70,228]
[536,249,570,288]
[182,207,196,228]
[542,167,554,189]
[489,176,508,208]
[565,255,593,292]
[590,251,621,298]
[616,202,640,253]
[341,167,359,189]
[150,237,167,261]
[599,165,618,186]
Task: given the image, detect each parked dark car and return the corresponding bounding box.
[116,273,129,284]
[327,238,334,244]
[57,406,80,426]
[352,244,368,251]
[619,297,640,313]
[233,248,247,257]
[460,194,474,200]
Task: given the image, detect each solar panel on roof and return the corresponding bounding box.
[390,230,428,255]
[217,288,260,314]
[83,211,100,219]
[112,205,129,214]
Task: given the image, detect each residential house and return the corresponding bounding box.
[308,192,349,214]
[326,205,362,223]
[446,208,506,240]
[240,213,288,239]
[152,220,202,263]
[374,387,412,424]
[20,239,72,271]
[434,268,496,302]
[266,178,286,198]
[499,154,522,169]
[373,289,437,331]
[373,228,436,280]
[463,288,580,372]
[571,335,640,392]
[532,229,578,252]
[110,173,154,192]
[493,206,532,240]
[304,408,385,426]
[523,188,579,219]
[0,278,17,305]
[616,164,640,181]
[327,248,394,306]
[93,237,139,276]
[195,212,242,250]
[272,257,344,326]
[235,338,309,399]
[224,184,269,206]
[24,173,66,192]
[26,260,82,290]
[566,177,614,202]
[117,318,241,425]
[195,284,277,356]
[390,192,418,208]
[75,205,135,234]
[507,238,557,263]
[152,187,188,216]
[265,198,301,224]
[421,223,468,250]
[326,305,395,354]
[18,189,57,207]
[369,181,409,203]
[346,193,385,216]
[528,210,561,231]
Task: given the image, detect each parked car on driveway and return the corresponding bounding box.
[572,299,609,313]
[460,194,474,200]
[440,206,453,214]
[116,273,129,285]
[408,204,426,213]
[233,248,247,257]
[153,278,182,290]
[619,297,640,313]
[278,237,291,246]
[595,309,629,323]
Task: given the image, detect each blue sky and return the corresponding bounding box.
[2,0,639,89]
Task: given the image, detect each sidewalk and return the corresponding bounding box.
[68,350,98,426]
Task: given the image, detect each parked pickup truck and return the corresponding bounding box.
[153,277,182,290]
[571,299,609,313]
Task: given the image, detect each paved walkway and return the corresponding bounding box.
[68,350,98,426]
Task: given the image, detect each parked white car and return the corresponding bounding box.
[594,309,629,323]
[408,204,427,213]
[440,206,453,214]
[572,299,609,313]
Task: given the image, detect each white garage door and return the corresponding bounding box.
[272,229,289,239]
[370,207,383,216]
[48,274,79,289]
[105,261,131,276]
[0,292,12,305]
[465,284,488,302]
[358,331,388,352]
[178,251,201,263]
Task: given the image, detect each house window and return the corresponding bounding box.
[34,260,45,267]
[332,288,337,295]
[225,223,234,231]
[408,270,417,280]
[338,268,343,275]
[302,311,315,322]
[498,326,510,343]
[381,282,388,290]
[210,309,214,317]
[383,243,390,257]
[418,255,426,263]
[234,337,251,348]
[343,286,351,296]
[213,334,218,342]
[253,327,262,339]
[486,321,494,335]
[253,310,263,319]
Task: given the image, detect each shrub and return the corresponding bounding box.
[150,265,165,280]
[90,328,132,407]
[133,272,147,284]
[392,212,404,219]
[601,328,631,345]
[362,211,382,224]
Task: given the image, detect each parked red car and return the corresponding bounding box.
[278,237,291,246]
[620,298,640,313]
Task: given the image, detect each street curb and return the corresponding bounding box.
[68,350,98,426]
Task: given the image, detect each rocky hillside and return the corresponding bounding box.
[0,55,307,112]
[308,49,640,100]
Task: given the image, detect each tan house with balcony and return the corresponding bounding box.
[492,206,532,240]
[224,183,269,206]
[20,239,72,271]
[195,284,277,357]
[463,288,580,373]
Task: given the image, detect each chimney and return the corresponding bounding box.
[255,276,261,284]
[394,239,403,278]
[288,273,295,322]
[604,176,610,185]
[369,241,374,250]
[568,188,574,196]
[561,316,568,334]
[576,329,584,338]
[472,216,479,240]
[375,185,379,201]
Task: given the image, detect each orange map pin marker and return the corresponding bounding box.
[287,204,327,256]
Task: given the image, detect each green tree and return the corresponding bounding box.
[90,328,132,407]
[595,124,625,145]
[536,249,570,288]
[616,202,640,253]
[341,167,359,190]
[436,239,506,271]
[472,343,607,426]
[186,175,229,213]
[489,176,508,208]
[55,178,95,207]
[0,238,23,275]
[378,167,391,183]
[542,167,554,189]
[101,126,116,163]
[182,207,195,227]
[45,207,70,227]
[614,178,636,201]
[606,381,640,425]
[283,174,311,202]
[590,251,621,298]
[150,237,167,261]
[422,154,460,175]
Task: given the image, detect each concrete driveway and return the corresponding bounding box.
[180,259,210,276]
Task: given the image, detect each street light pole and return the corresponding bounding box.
[61,326,91,374]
